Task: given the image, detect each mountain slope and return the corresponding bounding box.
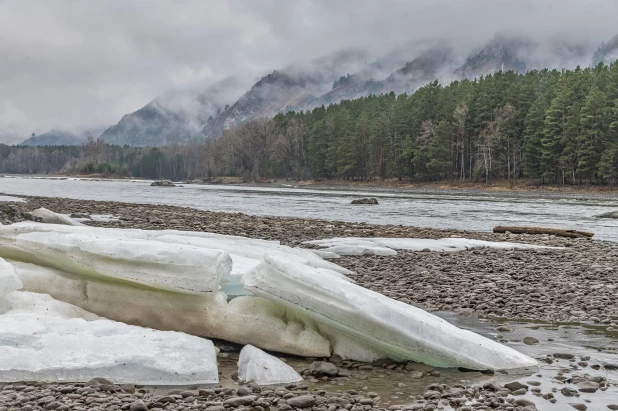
[20,127,107,146]
[100,76,251,146]
[202,49,369,138]
[593,34,618,65]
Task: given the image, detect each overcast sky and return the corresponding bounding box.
[1,0,617,139]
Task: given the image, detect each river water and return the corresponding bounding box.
[3,175,618,241]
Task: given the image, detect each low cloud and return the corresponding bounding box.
[0,0,617,140]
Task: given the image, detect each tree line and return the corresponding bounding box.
[2,61,618,184]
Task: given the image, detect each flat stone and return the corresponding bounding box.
[223,396,256,407]
[504,381,528,392]
[286,395,315,408]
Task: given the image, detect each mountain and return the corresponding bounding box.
[313,42,457,107]
[99,76,252,146]
[100,33,611,145]
[0,132,24,145]
[593,34,618,65]
[454,34,531,79]
[202,49,369,138]
[20,127,107,146]
[454,33,593,80]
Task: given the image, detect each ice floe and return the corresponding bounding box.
[0,291,219,384]
[304,237,559,256]
[0,222,538,371]
[238,345,303,386]
[244,255,539,370]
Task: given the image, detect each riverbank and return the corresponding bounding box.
[4,194,618,325]
[1,195,618,410]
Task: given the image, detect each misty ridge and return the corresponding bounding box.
[13,31,618,147]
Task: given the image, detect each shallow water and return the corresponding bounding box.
[155,313,618,410]
[3,176,618,241]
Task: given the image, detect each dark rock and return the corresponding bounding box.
[351,198,378,205]
[504,381,528,392]
[523,336,539,345]
[70,213,92,219]
[561,387,578,397]
[568,404,587,410]
[309,361,338,377]
[150,180,176,187]
[576,381,598,393]
[554,353,575,360]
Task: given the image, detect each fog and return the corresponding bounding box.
[1,0,617,142]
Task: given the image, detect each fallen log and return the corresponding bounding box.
[493,226,594,239]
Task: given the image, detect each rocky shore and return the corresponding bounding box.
[1,194,617,410]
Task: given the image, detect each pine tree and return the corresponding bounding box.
[577,86,608,182]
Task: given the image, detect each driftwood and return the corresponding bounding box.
[493,226,594,239]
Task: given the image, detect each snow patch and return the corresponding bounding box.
[304,237,559,256]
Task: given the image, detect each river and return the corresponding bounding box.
[3,175,618,241]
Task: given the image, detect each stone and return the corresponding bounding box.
[223,396,256,407]
[350,198,378,205]
[523,336,539,345]
[286,395,315,408]
[150,181,176,187]
[309,361,339,377]
[504,381,528,392]
[561,387,578,397]
[514,399,536,407]
[130,400,149,411]
[121,384,136,394]
[576,381,598,393]
[568,404,587,411]
[554,353,575,360]
[86,377,116,392]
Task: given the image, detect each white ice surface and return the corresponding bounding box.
[0,291,219,384]
[0,224,232,295]
[244,255,539,371]
[304,237,558,256]
[238,345,303,386]
[30,208,83,226]
[0,222,351,298]
[0,258,21,296]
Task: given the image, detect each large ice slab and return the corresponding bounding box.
[0,223,351,297]
[0,291,219,384]
[304,237,558,256]
[238,345,303,386]
[10,261,331,358]
[244,255,538,371]
[0,224,232,294]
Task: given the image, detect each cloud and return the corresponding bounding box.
[0,0,617,139]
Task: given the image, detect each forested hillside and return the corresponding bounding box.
[2,62,618,184]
